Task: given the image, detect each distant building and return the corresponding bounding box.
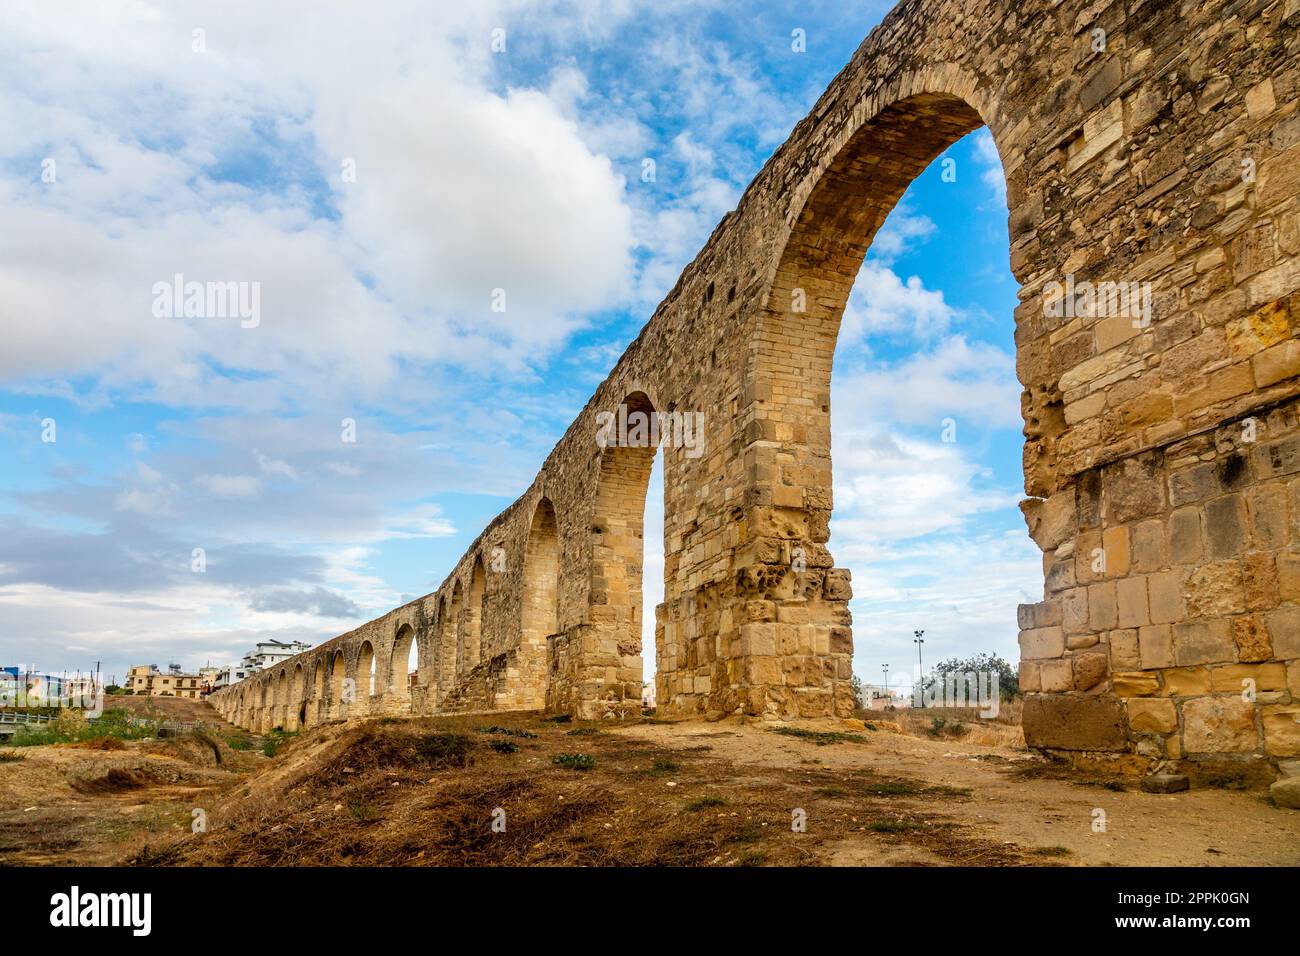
[1,667,100,705]
[859,683,907,710]
[641,680,657,709]
[213,640,313,689]
[128,664,205,699]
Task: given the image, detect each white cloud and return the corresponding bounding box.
[972,128,1007,206]
[839,262,955,344]
[196,474,260,498]
[0,0,640,406]
[834,336,1021,430]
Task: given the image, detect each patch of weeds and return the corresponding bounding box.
[736,851,766,866]
[869,819,921,833]
[348,801,380,822]
[476,725,538,739]
[565,727,599,737]
[9,707,161,747]
[1100,780,1128,792]
[816,787,849,797]
[0,750,25,762]
[489,740,518,754]
[223,734,254,751]
[553,752,595,771]
[415,733,473,767]
[686,796,727,811]
[650,757,680,773]
[1029,842,1071,858]
[545,714,573,724]
[262,728,298,758]
[770,726,867,746]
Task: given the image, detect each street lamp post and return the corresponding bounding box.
[881,663,890,702]
[913,630,925,708]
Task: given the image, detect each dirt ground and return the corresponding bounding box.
[1,707,1296,866]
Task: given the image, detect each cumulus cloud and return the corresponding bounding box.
[833,336,1021,430]
[248,586,361,618]
[0,0,639,406]
[839,263,956,344]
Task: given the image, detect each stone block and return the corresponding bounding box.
[1089,581,1119,630]
[1160,667,1211,696]
[1173,619,1236,666]
[1138,624,1174,669]
[1040,658,1074,692]
[1262,705,1300,756]
[1022,694,1129,751]
[1109,628,1141,669]
[1268,605,1300,658]
[1116,575,1151,627]
[1182,696,1258,752]
[1113,670,1160,696]
[1140,772,1189,793]
[1020,625,1066,660]
[1168,507,1205,564]
[1127,698,1178,734]
[1073,651,1109,691]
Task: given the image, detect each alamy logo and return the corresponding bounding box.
[49,886,151,936]
[1042,273,1152,328]
[151,273,261,328]
[595,403,704,459]
[913,671,1000,718]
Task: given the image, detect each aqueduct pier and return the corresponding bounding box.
[215,0,1300,781]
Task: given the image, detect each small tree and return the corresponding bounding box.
[923,652,1019,700]
[849,675,865,710]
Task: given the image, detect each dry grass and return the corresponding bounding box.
[125,712,1038,868]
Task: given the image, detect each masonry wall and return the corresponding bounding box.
[212,0,1300,781]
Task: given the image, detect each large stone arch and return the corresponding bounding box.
[330,650,346,718]
[389,623,418,713]
[206,0,1300,777]
[583,389,659,714]
[459,566,486,680]
[437,593,456,697]
[521,497,560,709]
[291,663,306,731]
[355,641,376,714]
[275,669,288,730]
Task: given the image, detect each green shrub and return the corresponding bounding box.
[553,752,594,771]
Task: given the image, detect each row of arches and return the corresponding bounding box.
[216,494,570,729]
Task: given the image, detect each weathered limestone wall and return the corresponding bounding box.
[212,0,1300,781]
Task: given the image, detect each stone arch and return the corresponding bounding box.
[276,669,288,730]
[521,496,561,709]
[389,623,417,712]
[589,389,660,710]
[311,657,325,725]
[356,640,376,712]
[292,663,306,731]
[447,584,465,687]
[438,592,457,698]
[330,650,346,718]
[460,558,486,678]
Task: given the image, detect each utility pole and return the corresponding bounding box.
[881,663,890,701]
[913,631,925,707]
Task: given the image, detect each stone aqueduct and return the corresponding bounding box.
[216,0,1300,776]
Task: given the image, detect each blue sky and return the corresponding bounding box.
[0,0,1037,693]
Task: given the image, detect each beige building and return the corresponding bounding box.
[128,664,206,699]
